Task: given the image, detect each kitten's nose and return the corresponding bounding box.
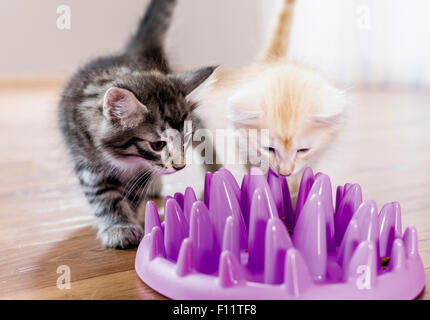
[279,163,294,176]
[173,164,186,171]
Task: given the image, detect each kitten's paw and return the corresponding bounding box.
[98,223,143,249]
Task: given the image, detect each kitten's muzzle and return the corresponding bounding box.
[172,164,186,171]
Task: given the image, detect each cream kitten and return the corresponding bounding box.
[195,0,345,194]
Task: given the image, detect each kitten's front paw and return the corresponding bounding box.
[98,223,143,249]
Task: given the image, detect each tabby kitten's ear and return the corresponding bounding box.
[170,66,217,96]
[103,87,148,128]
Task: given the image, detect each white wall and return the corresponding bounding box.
[0,0,262,76]
[2,0,429,88]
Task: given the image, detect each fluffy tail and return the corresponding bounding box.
[126,0,177,66]
[261,0,296,62]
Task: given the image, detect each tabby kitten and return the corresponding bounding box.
[58,0,217,249]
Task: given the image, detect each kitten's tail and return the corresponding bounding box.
[260,0,296,63]
[126,0,177,63]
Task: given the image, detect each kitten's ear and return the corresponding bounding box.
[170,66,218,96]
[103,87,147,128]
[313,87,346,127]
[227,109,264,127]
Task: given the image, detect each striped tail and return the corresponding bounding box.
[126,0,177,65]
[261,0,296,62]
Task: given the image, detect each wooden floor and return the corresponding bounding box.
[0,82,429,299]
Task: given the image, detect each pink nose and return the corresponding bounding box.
[279,164,294,176]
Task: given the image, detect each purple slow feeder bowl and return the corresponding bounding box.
[135,167,425,299]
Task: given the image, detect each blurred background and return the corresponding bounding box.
[1,0,430,88]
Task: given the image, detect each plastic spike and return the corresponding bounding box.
[176,238,193,277]
[352,200,379,243]
[248,187,278,273]
[183,187,197,223]
[403,226,419,259]
[264,218,293,284]
[280,178,294,229]
[295,167,315,220]
[204,172,213,208]
[174,192,184,210]
[218,251,245,288]
[335,185,343,214]
[247,167,279,219]
[190,201,219,274]
[209,171,247,250]
[308,174,335,252]
[389,239,407,271]
[219,168,241,201]
[293,192,328,281]
[337,219,361,269]
[149,226,165,261]
[222,216,240,261]
[164,198,189,261]
[144,200,162,235]
[240,173,250,228]
[267,169,294,230]
[378,202,402,257]
[347,241,377,289]
[284,248,312,297]
[334,184,363,245]
[163,195,173,211]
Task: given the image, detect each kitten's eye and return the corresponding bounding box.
[297,148,310,153]
[264,147,276,153]
[149,141,166,152]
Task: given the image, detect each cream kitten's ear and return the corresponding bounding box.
[227,108,264,126]
[103,87,148,128]
[313,86,346,126]
[227,86,263,126]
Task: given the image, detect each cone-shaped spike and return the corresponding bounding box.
[352,200,379,243]
[240,173,250,228]
[190,201,219,274]
[163,195,173,211]
[293,192,328,281]
[267,169,294,230]
[174,192,184,210]
[335,185,343,214]
[149,226,166,261]
[334,184,363,245]
[218,251,245,288]
[347,241,377,289]
[209,171,247,250]
[176,238,193,277]
[378,202,402,257]
[144,200,162,235]
[248,187,278,273]
[403,226,418,259]
[247,167,279,219]
[219,168,240,201]
[204,172,212,208]
[280,178,294,230]
[184,187,197,223]
[264,218,293,284]
[295,167,315,220]
[222,216,240,260]
[389,238,406,271]
[308,174,335,252]
[164,198,189,261]
[337,219,360,269]
[284,248,312,297]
